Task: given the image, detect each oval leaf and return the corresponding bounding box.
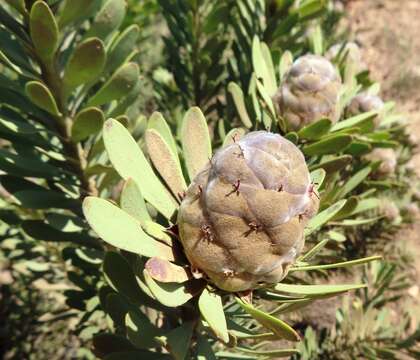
[64,38,106,93]
[120,178,151,225]
[298,118,332,140]
[303,135,352,156]
[148,112,178,161]
[83,196,175,260]
[228,82,252,128]
[103,119,177,219]
[106,24,140,73]
[145,129,187,201]
[29,1,58,62]
[181,107,211,180]
[88,63,139,107]
[145,257,190,283]
[58,0,97,28]
[71,107,104,142]
[84,0,127,41]
[25,81,61,116]
[199,288,229,343]
[143,269,204,307]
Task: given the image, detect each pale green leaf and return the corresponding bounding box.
[143,269,204,307]
[120,178,151,225]
[199,288,229,343]
[147,112,178,161]
[228,82,252,129]
[273,283,366,296]
[145,129,187,202]
[181,107,211,180]
[25,81,61,116]
[305,199,347,235]
[83,197,175,260]
[103,119,177,219]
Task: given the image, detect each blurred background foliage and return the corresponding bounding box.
[0,0,419,359]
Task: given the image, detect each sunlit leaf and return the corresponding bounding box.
[199,288,229,343]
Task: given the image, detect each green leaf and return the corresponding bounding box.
[106,293,129,327]
[21,220,100,248]
[93,333,136,358]
[143,221,173,247]
[273,283,366,296]
[126,309,161,348]
[7,0,27,15]
[0,149,61,179]
[143,269,204,307]
[332,217,381,226]
[83,197,175,260]
[255,77,276,117]
[235,298,300,342]
[196,336,217,360]
[120,179,151,225]
[228,82,252,128]
[351,198,380,216]
[103,119,177,219]
[279,50,293,81]
[145,257,190,283]
[63,38,106,94]
[309,24,323,55]
[145,129,187,201]
[106,25,140,73]
[252,37,277,96]
[25,81,61,116]
[103,252,148,304]
[159,322,194,360]
[58,0,97,28]
[298,119,332,140]
[84,0,127,41]
[12,189,79,210]
[309,155,353,173]
[310,169,326,189]
[331,196,359,220]
[29,1,58,62]
[302,135,352,156]
[199,288,229,343]
[332,111,377,132]
[290,255,382,272]
[88,63,139,107]
[181,107,212,181]
[147,112,178,161]
[71,107,104,142]
[299,239,329,261]
[336,166,371,199]
[285,132,298,144]
[305,199,347,235]
[237,347,299,358]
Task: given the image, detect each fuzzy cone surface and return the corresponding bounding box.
[177,131,319,291]
[274,54,342,131]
